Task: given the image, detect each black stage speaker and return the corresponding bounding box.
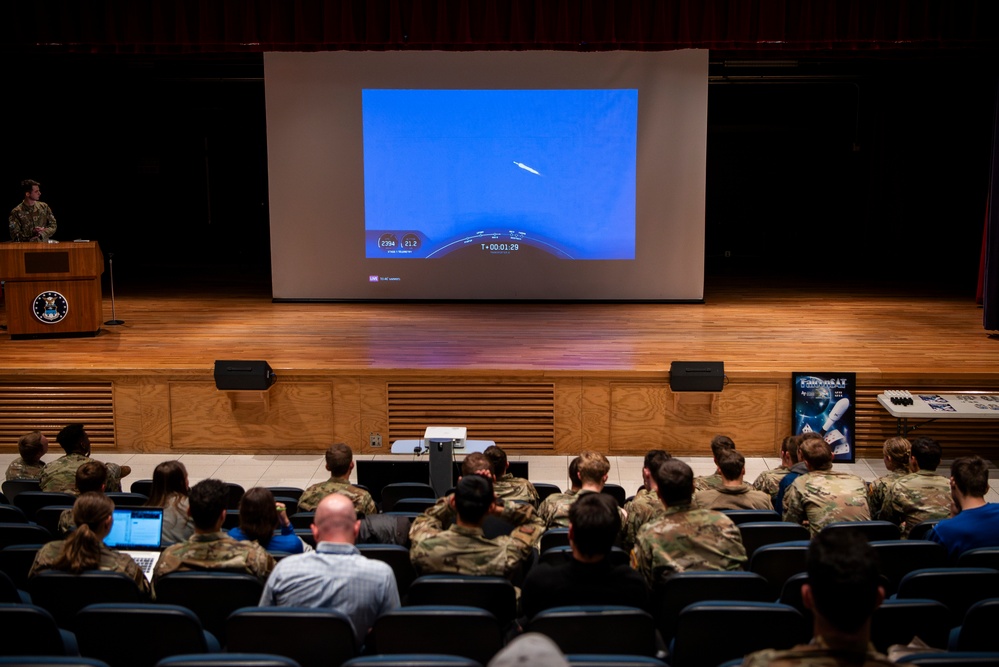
[670,361,724,392]
[214,360,276,390]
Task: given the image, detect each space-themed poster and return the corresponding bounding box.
[791,372,857,463]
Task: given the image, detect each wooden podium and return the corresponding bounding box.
[0,241,104,339]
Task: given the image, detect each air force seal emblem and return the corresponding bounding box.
[33,291,69,324]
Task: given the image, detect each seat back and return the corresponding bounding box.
[342,657,483,667]
[958,547,999,569]
[129,479,154,497]
[538,546,629,567]
[651,571,772,643]
[540,528,571,553]
[389,498,437,513]
[906,520,941,541]
[223,484,245,510]
[533,483,562,502]
[602,485,626,507]
[896,567,999,624]
[0,657,112,666]
[870,598,951,653]
[74,603,212,667]
[527,605,657,656]
[367,606,503,665]
[11,493,76,521]
[264,487,305,501]
[869,540,948,594]
[1,479,42,503]
[0,504,29,523]
[737,522,809,558]
[154,571,263,645]
[721,510,781,525]
[777,572,810,618]
[226,606,356,667]
[155,654,302,667]
[105,492,149,507]
[33,506,74,536]
[895,651,999,665]
[565,657,668,667]
[748,540,810,597]
[0,569,23,603]
[0,522,54,549]
[357,544,418,595]
[820,520,901,541]
[0,544,42,590]
[380,483,436,512]
[0,602,72,656]
[405,575,518,627]
[29,570,143,630]
[954,598,999,652]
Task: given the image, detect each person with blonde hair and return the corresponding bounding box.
[29,492,151,598]
[5,430,49,481]
[868,436,910,520]
[145,460,194,545]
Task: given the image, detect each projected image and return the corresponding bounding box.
[363,89,638,260]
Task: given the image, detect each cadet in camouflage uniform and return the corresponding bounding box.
[752,435,797,503]
[152,478,275,586]
[537,456,582,528]
[30,492,151,598]
[881,437,951,537]
[5,431,49,481]
[410,474,544,579]
[867,436,911,520]
[741,531,892,667]
[485,445,540,507]
[693,434,736,491]
[783,439,870,536]
[39,424,129,493]
[56,460,109,536]
[632,459,747,585]
[298,443,377,515]
[695,450,774,511]
[536,451,627,532]
[9,179,57,242]
[621,450,671,552]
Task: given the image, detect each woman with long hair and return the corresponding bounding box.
[228,487,306,554]
[145,460,194,545]
[29,492,151,597]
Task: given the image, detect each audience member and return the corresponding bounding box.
[741,530,891,666]
[29,492,152,598]
[229,486,307,554]
[489,633,569,667]
[410,473,544,579]
[145,460,194,545]
[152,478,275,585]
[867,436,911,520]
[5,430,48,481]
[298,443,377,515]
[537,456,582,528]
[537,450,624,529]
[880,437,950,536]
[928,455,999,560]
[695,449,774,510]
[57,460,108,536]
[783,439,870,536]
[260,493,399,646]
[622,449,671,552]
[485,444,540,507]
[631,459,747,585]
[775,433,824,513]
[693,434,736,491]
[522,492,648,618]
[39,423,130,493]
[752,435,795,503]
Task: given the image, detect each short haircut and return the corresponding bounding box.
[655,459,694,505]
[910,437,942,471]
[569,492,621,557]
[461,451,492,477]
[453,474,494,524]
[17,431,46,463]
[807,530,882,633]
[75,460,108,494]
[56,423,87,455]
[643,449,671,471]
[325,443,353,477]
[882,437,911,469]
[21,179,39,195]
[717,449,745,482]
[780,435,800,464]
[568,456,582,488]
[951,456,991,498]
[484,445,508,478]
[578,451,610,485]
[238,487,278,548]
[710,435,736,461]
[800,438,833,470]
[188,478,228,530]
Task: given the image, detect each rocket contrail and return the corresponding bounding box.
[513,161,541,176]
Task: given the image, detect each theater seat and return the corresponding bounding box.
[527,606,657,656]
[895,567,999,625]
[406,575,518,628]
[651,571,771,644]
[366,606,503,664]
[154,571,263,646]
[156,655,301,667]
[226,606,357,667]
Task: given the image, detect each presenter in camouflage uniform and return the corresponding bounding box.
[39,423,129,493]
[881,437,950,537]
[5,431,49,481]
[632,458,747,585]
[621,449,670,552]
[9,179,56,241]
[152,478,275,587]
[783,439,870,536]
[298,443,377,515]
[485,445,540,507]
[867,436,911,520]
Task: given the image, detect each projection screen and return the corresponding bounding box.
[265,50,707,301]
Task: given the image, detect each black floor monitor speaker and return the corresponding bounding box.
[214,360,276,390]
[670,361,724,392]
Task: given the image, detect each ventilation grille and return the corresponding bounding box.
[387,382,555,450]
[0,383,115,449]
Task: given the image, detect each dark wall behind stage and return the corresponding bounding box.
[1,52,994,294]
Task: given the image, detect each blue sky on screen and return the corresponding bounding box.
[363,89,637,259]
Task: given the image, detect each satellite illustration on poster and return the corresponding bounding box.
[791,372,857,463]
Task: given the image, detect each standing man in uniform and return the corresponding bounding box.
[9,179,57,241]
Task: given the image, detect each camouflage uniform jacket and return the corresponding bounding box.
[152,531,276,586]
[693,472,724,492]
[298,477,378,515]
[868,469,907,521]
[537,489,579,528]
[29,539,152,598]
[57,508,75,537]
[782,469,871,537]
[622,488,666,553]
[752,466,790,502]
[410,494,539,543]
[9,200,57,242]
[494,473,540,507]
[631,502,747,585]
[5,456,45,481]
[39,453,125,493]
[694,483,774,511]
[882,470,951,537]
[741,636,893,667]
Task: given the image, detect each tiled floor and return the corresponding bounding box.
[4,452,997,503]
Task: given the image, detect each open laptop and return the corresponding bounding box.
[103,506,164,581]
